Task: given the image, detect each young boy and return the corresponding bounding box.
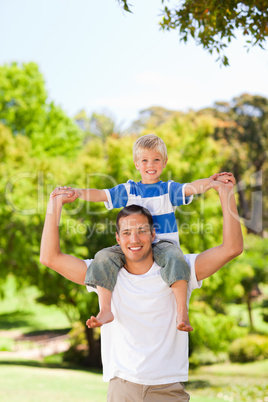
[52,134,231,332]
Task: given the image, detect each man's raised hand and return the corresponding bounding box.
[50,187,80,204]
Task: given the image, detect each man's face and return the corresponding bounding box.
[116,213,155,268]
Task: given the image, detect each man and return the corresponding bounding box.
[40,175,243,401]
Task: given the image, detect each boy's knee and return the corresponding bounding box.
[94,249,113,263]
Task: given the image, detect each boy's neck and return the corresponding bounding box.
[140,177,162,184]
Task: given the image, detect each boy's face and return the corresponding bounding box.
[134,148,167,184]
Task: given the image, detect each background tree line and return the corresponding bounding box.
[0,62,267,366]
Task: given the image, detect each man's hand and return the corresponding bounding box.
[50,187,80,203]
[210,172,236,186]
[51,186,82,199]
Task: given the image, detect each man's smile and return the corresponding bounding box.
[128,245,143,251]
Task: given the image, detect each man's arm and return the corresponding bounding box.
[195,180,243,281]
[51,187,108,202]
[184,172,234,197]
[40,194,87,285]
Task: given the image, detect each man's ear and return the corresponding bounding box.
[115,232,120,244]
[151,228,156,242]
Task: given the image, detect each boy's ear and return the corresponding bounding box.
[134,161,139,170]
[164,157,168,168]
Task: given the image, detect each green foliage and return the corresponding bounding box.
[189,301,248,356]
[62,322,89,364]
[189,348,227,368]
[0,62,83,158]
[118,1,268,65]
[229,334,268,362]
[1,59,268,367]
[262,298,268,323]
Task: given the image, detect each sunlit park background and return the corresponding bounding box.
[0,0,268,401]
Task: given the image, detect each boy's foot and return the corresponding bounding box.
[176,311,193,332]
[86,311,114,328]
[177,320,193,332]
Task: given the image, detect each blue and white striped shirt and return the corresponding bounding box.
[104,180,193,246]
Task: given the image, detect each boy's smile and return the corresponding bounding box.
[134,149,167,184]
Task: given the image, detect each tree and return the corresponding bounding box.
[118,0,268,65]
[0,62,83,158]
[200,94,268,233]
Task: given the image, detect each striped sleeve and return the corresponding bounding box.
[169,181,193,206]
[104,183,129,210]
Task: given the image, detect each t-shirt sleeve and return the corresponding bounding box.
[104,183,129,210]
[84,259,98,293]
[169,182,193,206]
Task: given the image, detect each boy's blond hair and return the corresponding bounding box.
[133,134,168,163]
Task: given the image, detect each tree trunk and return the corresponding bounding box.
[84,326,102,368]
[246,295,254,330]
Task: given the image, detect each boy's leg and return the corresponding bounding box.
[85,246,126,328]
[152,241,193,332]
[86,287,114,328]
[170,280,193,332]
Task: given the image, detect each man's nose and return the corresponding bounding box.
[130,231,139,242]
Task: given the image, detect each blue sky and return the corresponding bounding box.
[1,0,268,128]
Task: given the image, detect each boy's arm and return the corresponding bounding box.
[78,188,108,202]
[184,172,235,197]
[195,179,243,281]
[51,187,108,202]
[40,193,87,285]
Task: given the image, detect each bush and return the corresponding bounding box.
[261,298,268,323]
[229,335,268,363]
[189,302,248,355]
[189,348,228,369]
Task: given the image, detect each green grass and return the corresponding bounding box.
[1,277,267,401]
[187,360,268,402]
[0,363,108,402]
[0,360,266,402]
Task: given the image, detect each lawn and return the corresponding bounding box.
[0,359,267,402]
[0,277,267,401]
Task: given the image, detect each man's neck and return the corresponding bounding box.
[124,258,154,275]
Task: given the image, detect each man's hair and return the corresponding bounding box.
[116,205,154,234]
[133,134,168,163]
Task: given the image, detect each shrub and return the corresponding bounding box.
[229,335,268,363]
[189,348,228,369]
[189,302,248,355]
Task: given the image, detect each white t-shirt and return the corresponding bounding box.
[85,254,201,385]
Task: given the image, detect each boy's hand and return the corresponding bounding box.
[51,186,81,198]
[210,172,236,185]
[50,187,80,202]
